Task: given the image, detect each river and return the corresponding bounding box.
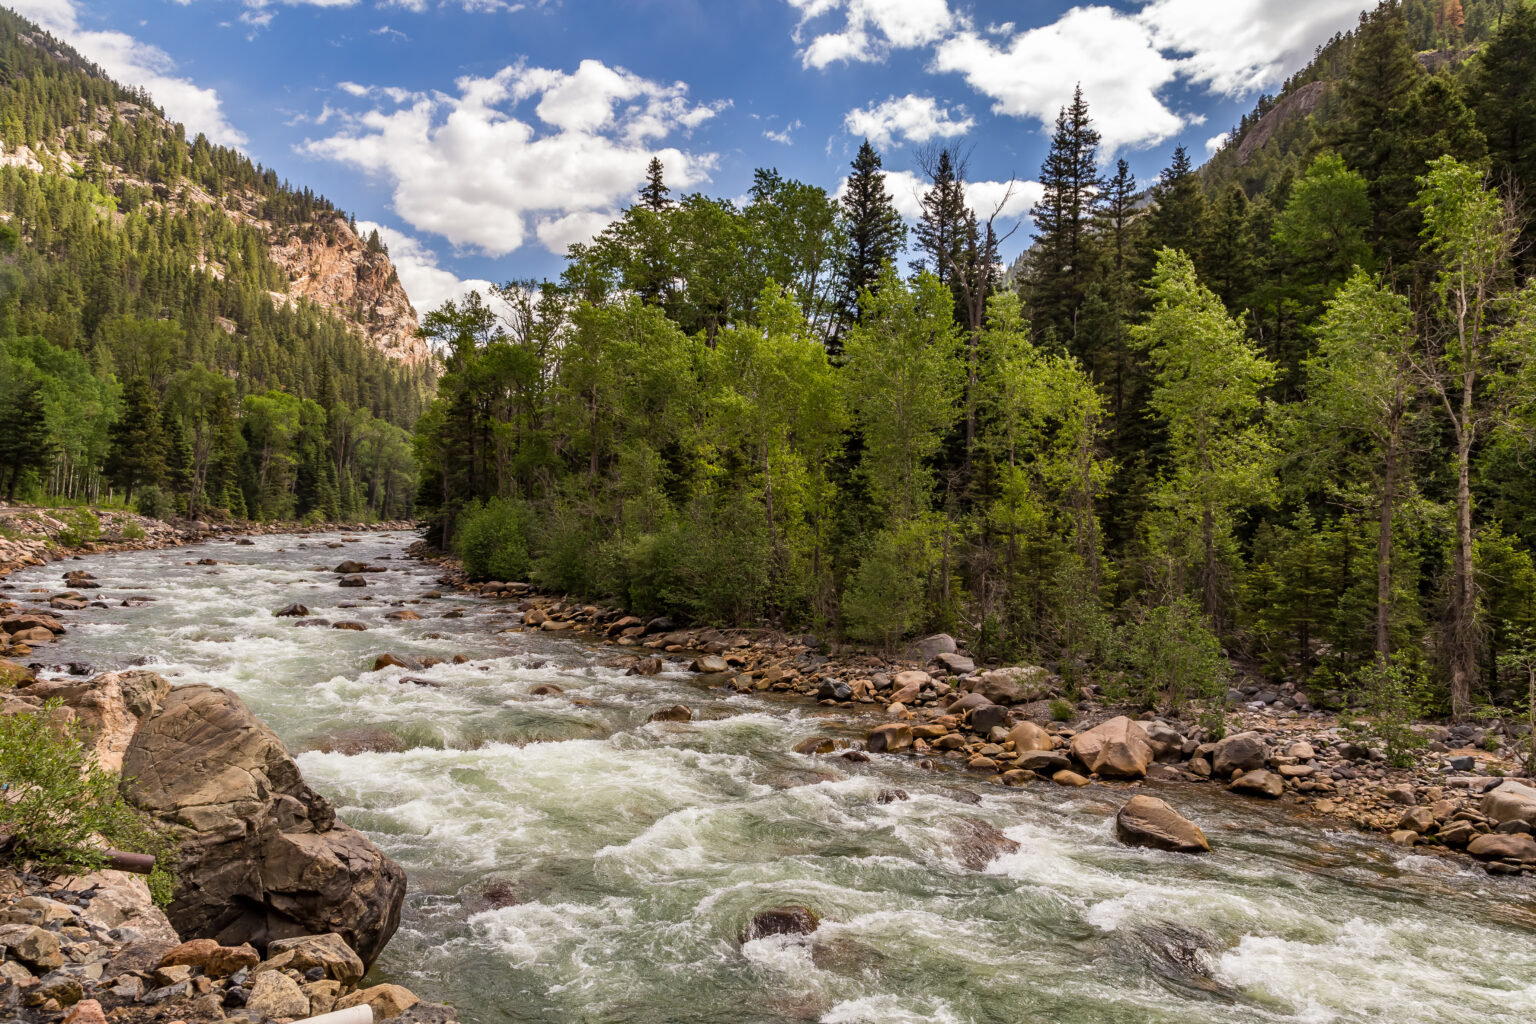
[6,531,1536,1023]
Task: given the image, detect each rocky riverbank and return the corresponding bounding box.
[417,547,1536,877]
[0,505,413,583]
[1,638,451,1023]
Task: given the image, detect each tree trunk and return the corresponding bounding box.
[1451,418,1476,720]
[1375,431,1398,664]
[1202,506,1218,624]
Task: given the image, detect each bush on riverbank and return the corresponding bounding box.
[0,699,176,902]
[456,498,533,583]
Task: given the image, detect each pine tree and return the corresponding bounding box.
[1471,3,1536,265]
[638,157,671,211]
[1028,85,1103,345]
[1141,147,1207,274]
[837,140,906,333]
[0,373,54,500]
[162,406,194,512]
[912,147,972,297]
[104,376,165,505]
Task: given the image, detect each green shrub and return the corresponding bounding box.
[1049,698,1074,722]
[120,520,147,541]
[456,497,533,582]
[841,525,931,647]
[0,700,177,901]
[135,486,174,521]
[1116,596,1229,714]
[56,508,101,548]
[1345,656,1432,768]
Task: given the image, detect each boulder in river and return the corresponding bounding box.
[1007,721,1054,752]
[949,817,1020,869]
[338,574,368,588]
[273,603,309,618]
[1212,732,1268,777]
[867,722,913,754]
[374,653,423,671]
[647,704,692,723]
[122,684,405,966]
[1466,832,1536,864]
[739,906,819,944]
[334,561,368,574]
[1114,796,1211,853]
[1227,769,1284,799]
[1069,716,1154,779]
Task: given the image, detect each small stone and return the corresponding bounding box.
[245,970,310,1019]
[273,603,309,617]
[876,789,909,804]
[1397,806,1436,834]
[1052,770,1090,787]
[646,704,691,723]
[739,906,819,944]
[62,998,106,1024]
[336,985,422,1021]
[1227,769,1284,799]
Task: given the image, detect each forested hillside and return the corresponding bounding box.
[419,0,1536,723]
[0,8,431,522]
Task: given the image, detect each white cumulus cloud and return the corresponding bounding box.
[787,0,956,69]
[303,60,724,257]
[844,94,973,148]
[848,169,1042,225]
[1205,131,1230,155]
[357,220,499,315]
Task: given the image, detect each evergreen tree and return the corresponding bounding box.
[104,376,164,505]
[912,147,972,297]
[1028,85,1103,345]
[638,157,671,211]
[1141,148,1207,274]
[161,405,194,512]
[1472,2,1536,205]
[0,372,54,500]
[837,140,906,336]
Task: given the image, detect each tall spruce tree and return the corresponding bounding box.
[639,157,671,211]
[104,376,165,505]
[837,140,906,334]
[1142,147,1207,274]
[1028,85,1103,346]
[0,373,54,500]
[912,147,972,298]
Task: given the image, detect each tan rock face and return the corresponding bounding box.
[269,217,432,367]
[867,723,913,754]
[337,983,420,1020]
[1069,716,1154,779]
[122,685,405,966]
[19,671,169,773]
[1007,721,1054,752]
[246,969,310,1019]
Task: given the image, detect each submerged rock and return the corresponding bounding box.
[647,704,692,723]
[739,906,819,944]
[949,817,1020,869]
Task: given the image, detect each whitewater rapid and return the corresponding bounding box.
[7,532,1536,1023]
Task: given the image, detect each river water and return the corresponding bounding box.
[6,531,1536,1023]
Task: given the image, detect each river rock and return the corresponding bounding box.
[337,984,420,1020]
[970,704,1010,734]
[273,603,309,618]
[867,723,913,754]
[740,906,819,944]
[627,656,663,676]
[374,653,422,671]
[1115,796,1211,853]
[949,817,1020,869]
[1007,721,1054,752]
[263,933,366,985]
[1482,781,1536,827]
[122,684,405,965]
[794,736,836,755]
[62,1000,105,1024]
[691,655,729,674]
[1069,716,1154,779]
[246,970,309,1018]
[948,692,992,715]
[0,657,35,687]
[647,704,692,723]
[384,610,422,621]
[1397,806,1436,834]
[1015,750,1071,775]
[1212,732,1268,777]
[0,924,63,969]
[916,634,957,659]
[970,666,1054,705]
[817,679,853,702]
[334,561,368,574]
[158,938,260,977]
[1227,769,1284,799]
[1467,832,1536,864]
[934,652,975,675]
[338,574,368,588]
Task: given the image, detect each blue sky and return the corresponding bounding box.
[12,0,1376,316]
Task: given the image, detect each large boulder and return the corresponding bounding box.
[19,671,170,773]
[867,723,913,754]
[122,685,405,966]
[1212,732,1268,777]
[1467,832,1536,864]
[0,658,35,687]
[1069,716,1154,779]
[1007,721,1054,752]
[1482,781,1536,827]
[969,666,1054,705]
[1227,769,1284,799]
[1114,796,1210,853]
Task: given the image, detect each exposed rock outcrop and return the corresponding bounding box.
[121,684,405,965]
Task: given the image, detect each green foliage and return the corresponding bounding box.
[55,507,99,547]
[1049,698,1074,722]
[1114,597,1230,714]
[119,520,147,541]
[456,498,533,582]
[134,485,174,521]
[0,700,176,899]
[1346,656,1433,767]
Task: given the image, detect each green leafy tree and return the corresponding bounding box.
[1135,249,1277,624]
[104,375,164,505]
